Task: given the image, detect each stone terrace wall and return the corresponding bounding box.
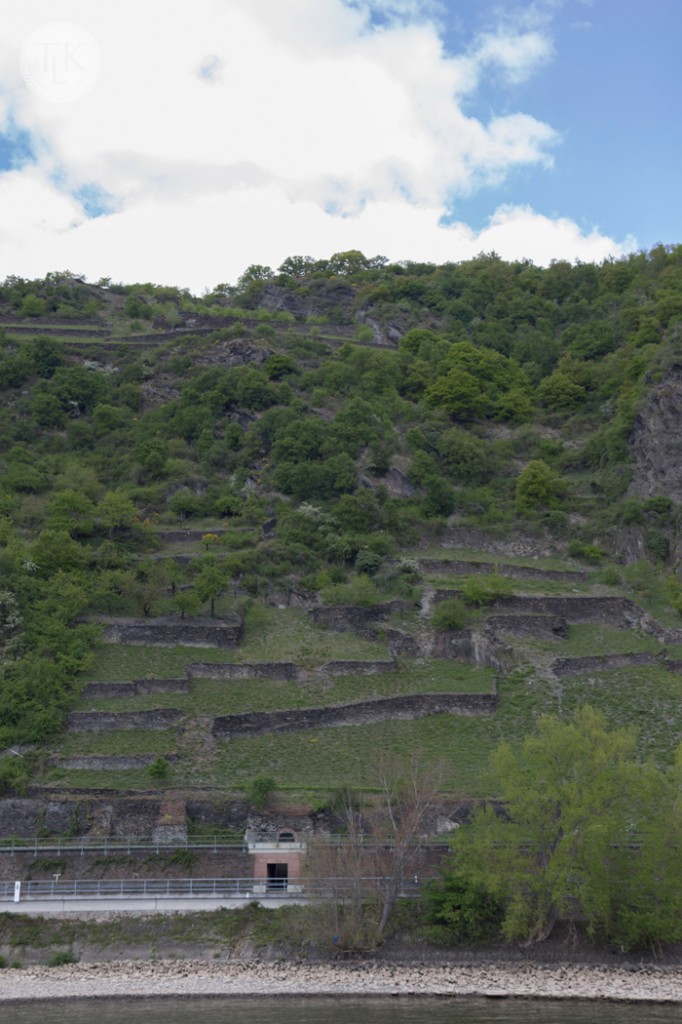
[51,755,163,771]
[213,692,496,740]
[322,660,397,676]
[420,558,590,583]
[434,592,657,631]
[312,601,414,637]
[487,615,568,638]
[440,527,555,558]
[551,652,659,677]
[82,679,190,699]
[186,662,299,680]
[67,709,182,732]
[95,614,244,648]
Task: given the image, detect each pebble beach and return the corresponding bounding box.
[2,960,682,1004]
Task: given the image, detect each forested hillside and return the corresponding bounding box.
[2,246,682,799]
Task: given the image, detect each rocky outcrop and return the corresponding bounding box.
[629,363,682,503]
[385,627,421,657]
[213,693,496,740]
[431,630,511,672]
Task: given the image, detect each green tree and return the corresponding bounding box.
[515,460,564,511]
[98,492,137,540]
[195,560,225,617]
[451,707,679,947]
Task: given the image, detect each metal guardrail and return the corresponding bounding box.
[0,876,422,902]
[0,836,247,855]
[0,834,452,855]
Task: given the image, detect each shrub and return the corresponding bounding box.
[149,757,169,781]
[432,598,469,632]
[47,950,78,966]
[460,574,512,607]
[567,540,603,564]
[247,774,277,811]
[422,872,503,944]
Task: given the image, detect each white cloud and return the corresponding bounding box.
[472,29,553,84]
[0,0,631,289]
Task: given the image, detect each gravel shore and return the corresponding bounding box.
[2,960,682,1003]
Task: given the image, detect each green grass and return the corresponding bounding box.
[411,545,591,573]
[75,661,495,715]
[423,573,604,596]
[516,623,664,658]
[56,730,177,756]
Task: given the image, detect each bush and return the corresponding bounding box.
[47,950,78,966]
[460,574,512,607]
[247,774,277,811]
[432,598,468,632]
[422,872,503,944]
[567,540,603,564]
[149,757,169,781]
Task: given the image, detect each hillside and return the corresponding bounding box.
[2,248,682,811]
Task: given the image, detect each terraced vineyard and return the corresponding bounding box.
[2,257,682,818]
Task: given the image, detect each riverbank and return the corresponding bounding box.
[2,960,682,1003]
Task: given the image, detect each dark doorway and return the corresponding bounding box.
[267,863,288,890]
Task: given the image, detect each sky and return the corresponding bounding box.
[0,0,679,292]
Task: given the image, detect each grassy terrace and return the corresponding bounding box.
[75,661,496,716]
[83,608,391,681]
[48,654,682,794]
[412,546,593,572]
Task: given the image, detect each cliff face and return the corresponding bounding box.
[629,364,682,503]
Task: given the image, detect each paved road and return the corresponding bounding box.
[0,893,311,915]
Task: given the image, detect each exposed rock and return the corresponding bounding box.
[431,629,511,672]
[629,363,682,502]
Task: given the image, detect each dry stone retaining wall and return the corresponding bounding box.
[552,652,659,677]
[67,709,182,732]
[50,755,165,771]
[434,592,657,630]
[321,660,397,676]
[487,614,568,638]
[420,558,590,582]
[82,679,190,699]
[213,692,496,740]
[312,601,414,637]
[186,662,299,680]
[95,614,244,648]
[441,527,555,558]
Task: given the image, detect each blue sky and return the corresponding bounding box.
[0,0,679,291]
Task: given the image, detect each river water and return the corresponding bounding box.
[3,998,682,1024]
